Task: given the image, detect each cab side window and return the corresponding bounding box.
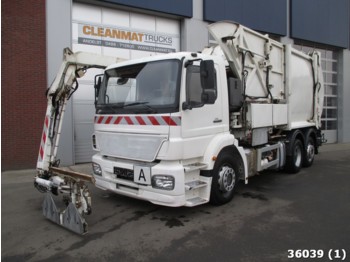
[185,64,217,108]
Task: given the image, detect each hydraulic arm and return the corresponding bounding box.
[34,48,121,234]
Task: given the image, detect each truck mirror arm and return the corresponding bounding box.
[94,74,103,105]
[182,101,193,110]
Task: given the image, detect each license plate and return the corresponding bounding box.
[114,167,133,181]
[133,166,151,185]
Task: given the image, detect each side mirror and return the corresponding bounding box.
[94,74,103,105]
[200,60,215,90]
[200,60,217,104]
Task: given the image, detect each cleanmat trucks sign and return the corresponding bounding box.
[78,24,177,53]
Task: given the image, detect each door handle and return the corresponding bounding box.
[213,118,222,123]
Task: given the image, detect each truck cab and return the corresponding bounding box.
[92,52,241,207]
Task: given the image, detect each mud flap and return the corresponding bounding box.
[42,193,87,235]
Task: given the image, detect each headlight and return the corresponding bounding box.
[151,175,174,190]
[92,162,102,176]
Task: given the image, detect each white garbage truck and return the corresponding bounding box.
[34,21,324,234]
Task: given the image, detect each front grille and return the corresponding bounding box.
[114,167,134,181]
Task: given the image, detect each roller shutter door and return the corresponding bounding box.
[72,2,180,163]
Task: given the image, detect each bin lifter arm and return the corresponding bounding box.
[34,48,122,234]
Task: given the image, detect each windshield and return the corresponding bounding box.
[96,59,181,114]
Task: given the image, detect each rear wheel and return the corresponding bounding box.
[303,135,315,167]
[285,138,303,174]
[210,151,239,205]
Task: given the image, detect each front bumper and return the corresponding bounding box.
[92,154,186,207]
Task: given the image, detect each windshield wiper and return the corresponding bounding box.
[123,102,158,113]
[97,102,157,114]
[96,103,122,114]
[123,102,150,107]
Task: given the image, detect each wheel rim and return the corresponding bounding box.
[294,144,302,167]
[306,142,315,163]
[218,165,236,192]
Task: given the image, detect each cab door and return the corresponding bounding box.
[181,60,226,157]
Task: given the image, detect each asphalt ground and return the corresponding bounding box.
[2,143,350,262]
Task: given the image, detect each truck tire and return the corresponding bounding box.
[285,138,303,174]
[303,134,315,167]
[210,152,239,205]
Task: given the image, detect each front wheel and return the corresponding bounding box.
[210,152,240,205]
